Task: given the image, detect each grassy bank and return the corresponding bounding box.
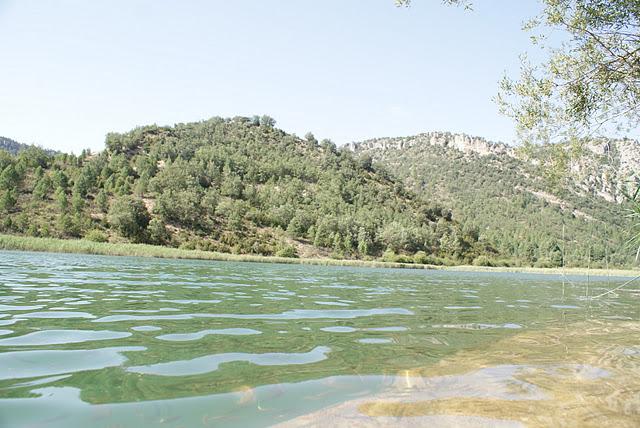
[0,234,637,277]
[0,234,427,270]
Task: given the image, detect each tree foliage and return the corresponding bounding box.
[398,0,640,142]
[107,196,150,242]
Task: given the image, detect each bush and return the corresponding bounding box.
[84,229,108,243]
[57,213,81,237]
[381,249,397,263]
[147,217,170,245]
[107,196,150,243]
[413,251,429,264]
[275,243,298,258]
[178,240,197,250]
[534,258,556,268]
[473,255,495,267]
[394,254,414,264]
[382,250,414,264]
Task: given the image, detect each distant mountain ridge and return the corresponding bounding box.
[349,132,639,203]
[348,131,515,157]
[0,136,58,156]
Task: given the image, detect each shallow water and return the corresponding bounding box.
[0,250,638,427]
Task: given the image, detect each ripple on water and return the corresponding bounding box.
[444,306,483,310]
[131,325,162,332]
[623,347,640,356]
[357,338,393,344]
[159,299,222,304]
[93,308,414,323]
[433,323,523,330]
[365,326,408,332]
[15,311,95,319]
[127,346,331,376]
[315,301,351,307]
[156,328,262,341]
[0,346,145,380]
[0,330,131,346]
[110,308,180,313]
[0,304,45,311]
[320,327,357,333]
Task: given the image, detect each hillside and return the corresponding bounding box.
[0,136,58,156]
[0,136,27,155]
[349,132,639,268]
[0,117,480,264]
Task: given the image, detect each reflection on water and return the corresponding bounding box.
[280,320,640,427]
[128,346,332,376]
[0,250,638,427]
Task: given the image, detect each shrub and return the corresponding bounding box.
[107,195,150,243]
[275,243,298,258]
[393,254,414,264]
[413,251,429,264]
[473,255,495,267]
[147,217,170,245]
[381,249,397,263]
[534,258,556,268]
[382,250,413,264]
[84,229,108,243]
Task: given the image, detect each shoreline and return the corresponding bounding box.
[0,234,637,278]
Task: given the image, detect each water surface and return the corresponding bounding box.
[0,250,638,427]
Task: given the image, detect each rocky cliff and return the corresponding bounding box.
[349,132,639,203]
[348,132,514,157]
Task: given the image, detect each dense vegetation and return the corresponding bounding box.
[1,118,635,268]
[0,117,490,265]
[352,137,635,268]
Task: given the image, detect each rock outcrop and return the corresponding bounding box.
[348,132,514,158]
[349,132,639,204]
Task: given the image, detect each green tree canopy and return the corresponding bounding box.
[107,196,151,242]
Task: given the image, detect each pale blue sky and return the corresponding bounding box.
[1,0,545,153]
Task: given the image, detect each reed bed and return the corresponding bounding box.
[0,234,637,277]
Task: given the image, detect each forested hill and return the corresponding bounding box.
[0,117,485,264]
[350,132,638,268]
[0,137,28,155]
[0,136,58,156]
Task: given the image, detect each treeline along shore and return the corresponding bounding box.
[1,234,637,278]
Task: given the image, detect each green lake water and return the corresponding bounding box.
[0,250,638,427]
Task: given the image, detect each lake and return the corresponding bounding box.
[0,250,638,427]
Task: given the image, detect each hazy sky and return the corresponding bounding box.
[1,0,545,153]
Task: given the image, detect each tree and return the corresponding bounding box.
[156,189,203,227]
[398,0,640,255]
[0,189,16,213]
[497,0,640,145]
[107,196,150,242]
[32,174,52,200]
[71,187,85,213]
[96,189,109,213]
[54,186,68,212]
[0,165,19,189]
[259,115,276,127]
[398,1,640,143]
[357,226,371,256]
[147,217,170,245]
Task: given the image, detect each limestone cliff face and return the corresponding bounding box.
[349,132,639,204]
[569,138,640,203]
[347,132,515,158]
